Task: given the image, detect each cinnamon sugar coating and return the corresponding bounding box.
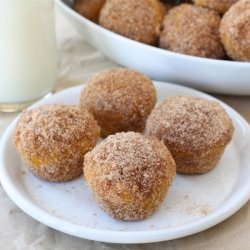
[73,0,106,23]
[145,96,234,174]
[159,4,225,59]
[220,0,250,61]
[99,0,165,45]
[193,0,238,14]
[79,68,157,137]
[84,132,176,220]
[13,103,100,182]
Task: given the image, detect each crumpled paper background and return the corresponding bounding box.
[1,7,250,250]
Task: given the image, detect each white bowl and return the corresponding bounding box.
[55,0,250,95]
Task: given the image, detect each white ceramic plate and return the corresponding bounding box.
[1,81,250,244]
[55,0,250,95]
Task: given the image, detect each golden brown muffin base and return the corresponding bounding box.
[84,132,176,220]
[145,96,234,175]
[172,146,225,174]
[13,103,100,182]
[28,160,84,183]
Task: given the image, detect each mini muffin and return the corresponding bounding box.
[99,0,165,45]
[79,68,157,137]
[145,96,234,174]
[159,4,225,59]
[193,0,238,14]
[84,132,176,220]
[73,0,106,23]
[13,103,100,182]
[220,0,250,61]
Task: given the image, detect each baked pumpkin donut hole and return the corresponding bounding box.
[99,0,165,45]
[79,68,157,137]
[159,4,224,59]
[220,0,250,62]
[84,131,176,220]
[145,96,234,174]
[13,103,100,182]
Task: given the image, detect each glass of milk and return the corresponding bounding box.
[0,0,58,112]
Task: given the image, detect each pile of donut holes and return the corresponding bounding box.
[73,0,250,61]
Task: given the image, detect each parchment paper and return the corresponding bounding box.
[0,7,250,250]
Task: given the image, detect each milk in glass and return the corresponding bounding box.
[0,0,57,112]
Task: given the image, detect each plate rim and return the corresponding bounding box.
[1,81,250,243]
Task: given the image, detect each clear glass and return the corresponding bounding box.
[0,0,58,112]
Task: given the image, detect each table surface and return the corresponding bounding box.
[1,7,250,250]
